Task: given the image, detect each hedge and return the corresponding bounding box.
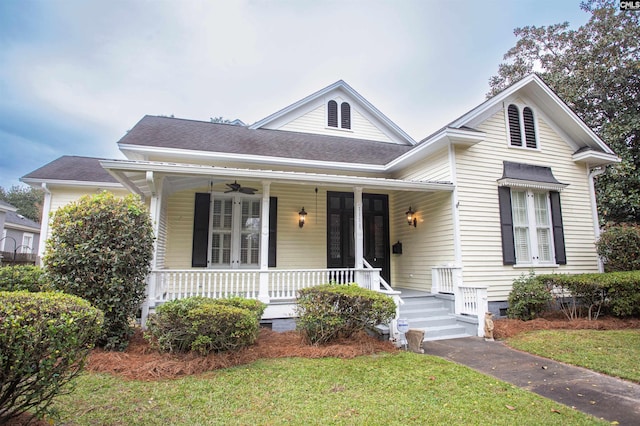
[145,297,265,355]
[539,271,640,318]
[0,265,50,292]
[0,291,103,423]
[296,283,396,345]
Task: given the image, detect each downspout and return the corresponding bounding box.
[37,183,52,264]
[588,166,606,272]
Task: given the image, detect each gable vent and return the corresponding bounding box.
[341,102,351,129]
[327,100,338,127]
[523,107,537,149]
[508,104,522,147]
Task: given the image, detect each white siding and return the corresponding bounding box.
[163,184,328,270]
[395,146,451,182]
[279,104,394,143]
[455,110,599,301]
[390,190,455,291]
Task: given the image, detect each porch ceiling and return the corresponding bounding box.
[100,159,454,198]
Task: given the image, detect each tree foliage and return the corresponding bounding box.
[0,185,44,222]
[488,0,640,224]
[44,192,154,350]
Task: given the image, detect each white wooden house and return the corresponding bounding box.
[22,75,619,340]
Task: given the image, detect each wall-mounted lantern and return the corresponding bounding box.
[298,207,307,228]
[406,206,417,227]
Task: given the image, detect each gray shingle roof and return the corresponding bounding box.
[118,116,414,165]
[5,210,40,230]
[21,156,119,183]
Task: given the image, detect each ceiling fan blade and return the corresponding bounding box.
[240,187,257,194]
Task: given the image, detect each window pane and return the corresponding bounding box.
[537,228,552,262]
[514,227,530,263]
[534,193,550,226]
[511,191,528,226]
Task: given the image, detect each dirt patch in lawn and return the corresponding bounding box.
[494,314,640,339]
[86,328,398,381]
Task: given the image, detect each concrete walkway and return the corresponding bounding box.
[423,337,640,425]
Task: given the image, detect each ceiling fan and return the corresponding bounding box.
[225,181,257,194]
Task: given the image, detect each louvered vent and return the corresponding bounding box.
[508,104,522,146]
[327,100,338,127]
[341,102,351,129]
[523,107,537,148]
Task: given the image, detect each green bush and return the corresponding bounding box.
[0,291,103,424]
[43,191,155,351]
[596,224,640,272]
[540,271,640,318]
[296,283,396,345]
[0,265,50,292]
[145,297,265,355]
[507,272,552,320]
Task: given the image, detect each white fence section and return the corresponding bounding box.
[431,264,488,337]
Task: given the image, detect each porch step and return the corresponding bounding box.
[398,293,472,342]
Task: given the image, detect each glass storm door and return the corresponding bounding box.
[210,196,261,268]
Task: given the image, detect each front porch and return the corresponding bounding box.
[142,264,488,340]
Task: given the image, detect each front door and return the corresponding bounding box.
[327,192,390,284]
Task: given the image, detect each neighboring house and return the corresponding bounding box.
[22,75,619,339]
[0,201,40,264]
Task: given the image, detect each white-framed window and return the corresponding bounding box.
[507,103,538,149]
[511,190,554,265]
[21,233,34,254]
[209,195,261,269]
[327,100,351,130]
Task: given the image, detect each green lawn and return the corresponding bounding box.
[506,329,640,383]
[48,352,604,425]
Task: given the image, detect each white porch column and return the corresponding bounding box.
[353,187,364,286]
[354,187,364,269]
[258,181,271,303]
[142,172,163,329]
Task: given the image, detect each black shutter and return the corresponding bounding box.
[341,102,351,129]
[327,100,338,127]
[191,193,210,267]
[268,197,277,267]
[508,104,522,147]
[523,107,537,149]
[549,191,567,265]
[498,186,516,265]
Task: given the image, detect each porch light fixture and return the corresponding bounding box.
[406,206,417,227]
[298,207,307,228]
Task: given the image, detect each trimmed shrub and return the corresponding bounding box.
[44,192,154,351]
[596,224,640,272]
[507,272,552,320]
[145,297,265,355]
[296,283,396,345]
[0,265,50,292]
[0,291,103,424]
[539,271,640,318]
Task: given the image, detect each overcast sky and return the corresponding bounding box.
[0,0,592,189]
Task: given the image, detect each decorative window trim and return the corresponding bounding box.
[505,102,540,150]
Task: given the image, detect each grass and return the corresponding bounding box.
[506,329,640,383]
[48,352,605,425]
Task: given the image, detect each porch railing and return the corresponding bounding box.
[432,264,488,337]
[147,267,385,305]
[142,267,401,329]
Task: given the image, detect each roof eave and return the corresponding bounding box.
[20,177,123,189]
[100,159,454,196]
[385,127,485,172]
[118,143,388,172]
[572,150,621,167]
